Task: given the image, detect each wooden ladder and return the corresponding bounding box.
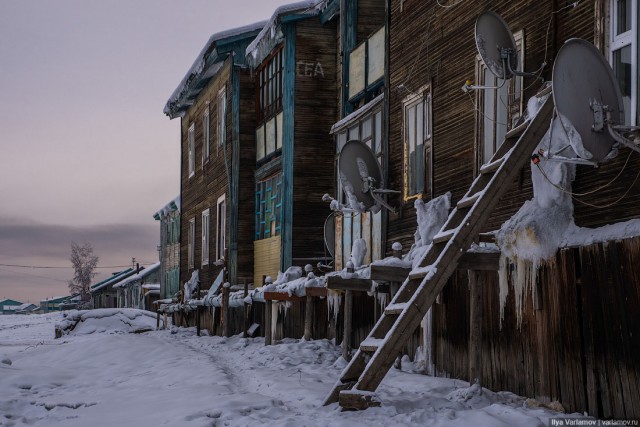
[324,93,554,410]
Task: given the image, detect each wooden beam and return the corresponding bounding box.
[343,290,353,361]
[264,291,303,302]
[264,301,272,346]
[370,265,411,282]
[304,295,314,341]
[468,271,482,386]
[327,276,372,292]
[304,287,328,297]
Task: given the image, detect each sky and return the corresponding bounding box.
[0,0,291,303]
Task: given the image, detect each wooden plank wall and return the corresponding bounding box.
[292,17,338,262]
[253,235,281,283]
[430,237,640,419]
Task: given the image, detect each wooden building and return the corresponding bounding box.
[164,23,264,291]
[370,0,640,419]
[90,269,135,309]
[246,2,338,282]
[153,196,180,300]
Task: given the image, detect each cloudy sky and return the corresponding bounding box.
[0,0,290,303]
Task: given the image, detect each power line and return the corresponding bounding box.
[0,263,151,269]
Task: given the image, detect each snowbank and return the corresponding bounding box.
[54,309,157,337]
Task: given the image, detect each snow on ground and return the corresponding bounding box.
[0,312,589,426]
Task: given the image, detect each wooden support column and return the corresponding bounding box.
[468,270,482,385]
[243,280,249,338]
[196,306,201,336]
[222,283,230,337]
[265,301,273,346]
[343,290,353,360]
[163,312,168,330]
[304,295,314,340]
[156,311,160,329]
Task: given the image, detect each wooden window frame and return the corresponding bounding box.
[216,195,226,262]
[255,174,282,241]
[203,102,210,161]
[188,123,195,178]
[217,86,227,154]
[201,209,210,266]
[256,46,283,124]
[402,85,432,201]
[609,0,638,125]
[188,218,195,269]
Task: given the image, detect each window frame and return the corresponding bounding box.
[255,174,282,241]
[217,86,227,154]
[474,30,524,173]
[188,123,195,178]
[203,102,210,161]
[402,85,433,201]
[201,209,210,266]
[609,0,638,126]
[255,46,284,163]
[216,195,226,261]
[188,218,195,269]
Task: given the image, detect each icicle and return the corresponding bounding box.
[327,290,342,324]
[498,252,509,330]
[271,301,279,341]
[376,291,388,309]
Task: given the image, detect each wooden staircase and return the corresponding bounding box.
[323,93,554,409]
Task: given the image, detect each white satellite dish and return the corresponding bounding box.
[464,11,544,92]
[551,38,639,162]
[336,140,398,213]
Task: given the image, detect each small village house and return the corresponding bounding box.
[90,268,135,309]
[154,196,181,300]
[0,299,23,315]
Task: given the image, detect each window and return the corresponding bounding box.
[217,87,226,153]
[403,87,432,200]
[475,30,524,169]
[201,209,210,266]
[188,123,195,177]
[216,195,226,261]
[255,174,282,240]
[348,27,385,102]
[256,47,284,162]
[188,218,195,269]
[610,0,638,125]
[203,103,210,161]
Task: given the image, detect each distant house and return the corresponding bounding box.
[14,303,39,314]
[90,269,135,309]
[0,299,23,314]
[114,262,160,310]
[154,196,180,300]
[40,295,74,313]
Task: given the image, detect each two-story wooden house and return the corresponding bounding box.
[153,196,180,300]
[246,2,338,281]
[165,23,264,291]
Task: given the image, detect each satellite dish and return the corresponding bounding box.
[324,213,335,258]
[338,140,383,212]
[475,11,518,79]
[552,39,624,162]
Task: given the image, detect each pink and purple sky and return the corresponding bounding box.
[0,0,291,303]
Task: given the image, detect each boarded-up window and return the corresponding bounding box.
[349,43,366,98]
[368,27,385,83]
[403,87,432,200]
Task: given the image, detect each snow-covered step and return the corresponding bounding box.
[505,120,529,139]
[384,302,409,315]
[360,337,385,353]
[457,191,482,209]
[479,156,505,175]
[339,389,381,410]
[432,228,456,244]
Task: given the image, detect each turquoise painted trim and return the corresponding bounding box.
[229,60,241,284]
[281,22,296,271]
[342,0,357,117]
[321,0,340,24]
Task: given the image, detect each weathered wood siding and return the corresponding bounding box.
[431,237,640,419]
[292,17,338,263]
[180,58,255,290]
[356,0,385,44]
[387,0,640,251]
[254,235,281,283]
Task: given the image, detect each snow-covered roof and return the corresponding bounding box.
[40,295,70,303]
[142,284,160,291]
[153,195,180,219]
[91,269,135,292]
[330,94,384,134]
[164,21,266,119]
[245,0,328,67]
[113,263,160,288]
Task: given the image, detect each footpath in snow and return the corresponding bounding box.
[0,311,591,426]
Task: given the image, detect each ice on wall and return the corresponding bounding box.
[496,103,587,328]
[350,239,367,268]
[414,192,451,248]
[183,270,200,301]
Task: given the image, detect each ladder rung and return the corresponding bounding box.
[480,156,505,175]
[384,302,409,315]
[505,120,529,139]
[408,265,436,281]
[432,228,456,244]
[360,337,385,353]
[457,192,482,209]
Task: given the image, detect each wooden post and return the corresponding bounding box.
[196,306,201,336]
[163,312,168,330]
[468,270,482,385]
[222,283,231,337]
[304,295,314,340]
[243,280,249,338]
[156,311,160,329]
[343,290,353,361]
[264,301,273,345]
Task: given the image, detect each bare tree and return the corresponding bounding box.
[68,242,99,302]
